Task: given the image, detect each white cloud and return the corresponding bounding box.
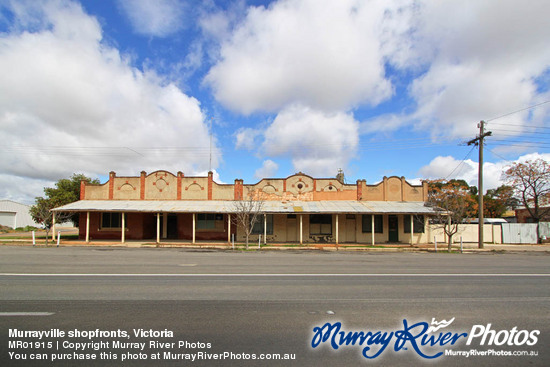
[364,0,550,138]
[117,0,187,37]
[234,127,262,150]
[205,0,394,114]
[254,160,278,179]
[0,0,216,202]
[418,153,550,192]
[195,169,224,184]
[0,174,55,205]
[261,105,358,177]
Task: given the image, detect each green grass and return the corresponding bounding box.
[0,234,79,240]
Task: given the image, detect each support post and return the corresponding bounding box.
[227,214,231,243]
[192,213,196,244]
[32,231,36,246]
[335,214,339,245]
[121,212,125,243]
[410,214,414,246]
[299,214,303,245]
[57,231,61,247]
[85,212,90,243]
[156,213,160,244]
[52,212,56,241]
[264,214,267,245]
[468,120,491,249]
[478,120,485,249]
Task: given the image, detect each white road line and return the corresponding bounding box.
[0,273,549,277]
[0,312,54,316]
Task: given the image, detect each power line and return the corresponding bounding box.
[486,100,550,122]
[486,148,515,164]
[489,123,550,130]
[444,145,476,181]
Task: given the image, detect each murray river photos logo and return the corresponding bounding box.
[311,318,540,360]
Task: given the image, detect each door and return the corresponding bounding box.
[388,215,399,242]
[345,214,356,243]
[286,215,297,242]
[167,214,178,239]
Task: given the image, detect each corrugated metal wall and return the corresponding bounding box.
[501,223,538,244]
[0,200,39,229]
[537,222,550,239]
[0,212,15,228]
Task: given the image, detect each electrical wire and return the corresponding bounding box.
[490,123,550,130]
[443,145,476,181]
[486,100,550,122]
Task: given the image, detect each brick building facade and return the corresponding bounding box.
[53,170,438,245]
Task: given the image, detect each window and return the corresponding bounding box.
[310,214,332,235]
[362,215,383,233]
[251,214,273,235]
[404,215,425,233]
[197,213,223,230]
[101,213,127,229]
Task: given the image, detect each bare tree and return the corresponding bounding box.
[231,192,264,249]
[503,159,550,223]
[29,197,71,246]
[425,180,478,251]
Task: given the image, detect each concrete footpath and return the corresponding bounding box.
[2,237,550,253]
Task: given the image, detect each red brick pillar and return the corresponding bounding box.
[80,180,86,200]
[140,171,146,200]
[234,179,243,200]
[108,171,116,199]
[208,171,213,200]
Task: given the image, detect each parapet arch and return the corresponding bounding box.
[146,170,177,179]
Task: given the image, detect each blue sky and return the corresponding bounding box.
[1,0,549,204]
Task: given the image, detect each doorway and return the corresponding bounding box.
[388,215,399,242]
[160,214,178,239]
[167,214,178,239]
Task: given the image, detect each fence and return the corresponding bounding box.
[429,224,502,244]
[501,223,538,244]
[429,222,550,244]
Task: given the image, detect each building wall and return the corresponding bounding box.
[81,171,427,202]
[77,171,430,243]
[0,200,40,229]
[78,212,146,240]
[145,171,178,200]
[234,214,429,244]
[515,207,550,223]
[113,177,140,200]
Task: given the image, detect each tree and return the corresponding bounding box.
[30,174,98,244]
[425,179,478,251]
[29,197,71,246]
[484,185,518,218]
[231,192,264,249]
[503,159,550,223]
[42,174,99,226]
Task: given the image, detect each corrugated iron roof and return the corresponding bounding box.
[52,200,438,214]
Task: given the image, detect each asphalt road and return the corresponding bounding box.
[0,246,549,366]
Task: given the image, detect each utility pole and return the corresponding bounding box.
[467,120,492,249]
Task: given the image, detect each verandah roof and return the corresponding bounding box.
[52,200,438,215]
